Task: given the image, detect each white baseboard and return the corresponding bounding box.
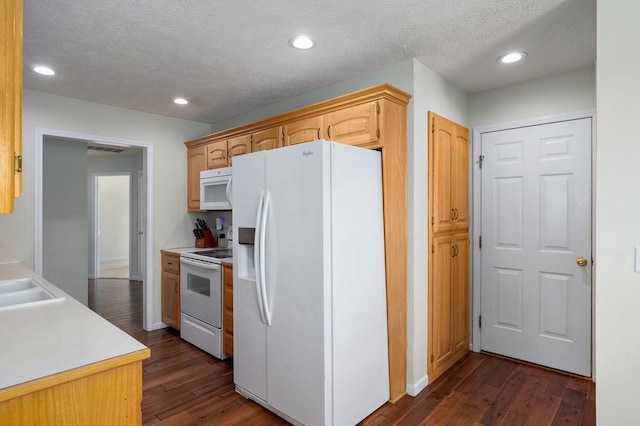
[150,321,169,331]
[406,374,429,397]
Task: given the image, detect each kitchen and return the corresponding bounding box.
[0,0,637,424]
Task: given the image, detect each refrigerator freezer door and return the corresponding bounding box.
[264,141,330,425]
[233,151,268,402]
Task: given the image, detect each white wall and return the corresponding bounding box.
[0,90,211,325]
[468,67,595,128]
[98,175,130,261]
[88,153,143,279]
[595,1,640,423]
[42,138,89,303]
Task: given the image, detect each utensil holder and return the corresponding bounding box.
[195,229,216,248]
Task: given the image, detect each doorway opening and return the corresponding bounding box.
[94,173,131,279]
[35,127,155,331]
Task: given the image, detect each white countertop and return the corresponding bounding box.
[0,262,148,390]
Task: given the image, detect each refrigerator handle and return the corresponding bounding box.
[226,176,233,207]
[254,191,267,324]
[260,191,272,327]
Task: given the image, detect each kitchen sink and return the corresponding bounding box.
[0,278,64,310]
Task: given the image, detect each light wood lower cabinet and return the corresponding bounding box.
[223,262,233,357]
[0,350,149,425]
[428,232,469,381]
[161,250,181,330]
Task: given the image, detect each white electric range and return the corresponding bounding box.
[179,248,232,359]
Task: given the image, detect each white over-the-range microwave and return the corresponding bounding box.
[200,167,232,210]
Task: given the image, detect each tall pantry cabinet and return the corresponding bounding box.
[428,111,470,382]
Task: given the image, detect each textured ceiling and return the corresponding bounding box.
[23,0,596,125]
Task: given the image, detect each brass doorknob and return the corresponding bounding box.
[576,257,588,267]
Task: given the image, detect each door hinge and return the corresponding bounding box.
[431,216,434,226]
[430,354,434,363]
[431,244,435,253]
[14,155,22,173]
[376,128,380,138]
[376,102,380,114]
[431,120,435,133]
[479,315,482,328]
[479,235,482,249]
[478,155,485,169]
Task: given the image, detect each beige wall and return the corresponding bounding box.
[595,1,640,423]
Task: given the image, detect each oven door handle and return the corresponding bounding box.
[180,257,221,270]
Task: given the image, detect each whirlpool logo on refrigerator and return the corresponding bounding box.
[302,150,314,157]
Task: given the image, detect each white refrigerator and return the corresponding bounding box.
[232,140,389,426]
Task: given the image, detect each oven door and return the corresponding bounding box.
[180,257,222,328]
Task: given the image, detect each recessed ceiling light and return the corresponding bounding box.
[498,52,527,64]
[33,65,56,76]
[173,97,189,105]
[289,35,315,50]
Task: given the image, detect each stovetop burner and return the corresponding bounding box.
[196,249,233,258]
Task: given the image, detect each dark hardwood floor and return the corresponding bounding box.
[89,279,595,425]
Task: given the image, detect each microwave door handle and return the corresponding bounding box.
[254,191,267,324]
[226,176,233,207]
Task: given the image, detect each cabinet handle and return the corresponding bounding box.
[451,208,456,220]
[452,246,455,258]
[317,128,320,139]
[327,125,331,138]
[227,147,232,159]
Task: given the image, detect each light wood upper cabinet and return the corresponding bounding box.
[430,112,469,233]
[283,116,324,146]
[326,101,379,147]
[0,0,23,214]
[207,140,228,169]
[227,134,251,165]
[252,126,282,152]
[207,135,251,168]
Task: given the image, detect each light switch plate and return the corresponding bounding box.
[636,247,640,273]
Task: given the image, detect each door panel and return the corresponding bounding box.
[480,118,592,376]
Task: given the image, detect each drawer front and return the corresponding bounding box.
[162,253,180,273]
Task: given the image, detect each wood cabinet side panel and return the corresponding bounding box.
[379,99,408,402]
[0,361,143,425]
[187,145,207,211]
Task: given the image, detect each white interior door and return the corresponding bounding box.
[480,118,592,376]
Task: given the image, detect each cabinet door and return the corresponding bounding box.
[430,112,469,233]
[207,140,228,169]
[429,234,454,376]
[228,135,251,166]
[283,116,323,146]
[0,0,22,214]
[162,270,180,329]
[187,145,206,211]
[252,126,282,152]
[431,122,453,234]
[451,128,469,230]
[452,232,470,353]
[326,101,379,147]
